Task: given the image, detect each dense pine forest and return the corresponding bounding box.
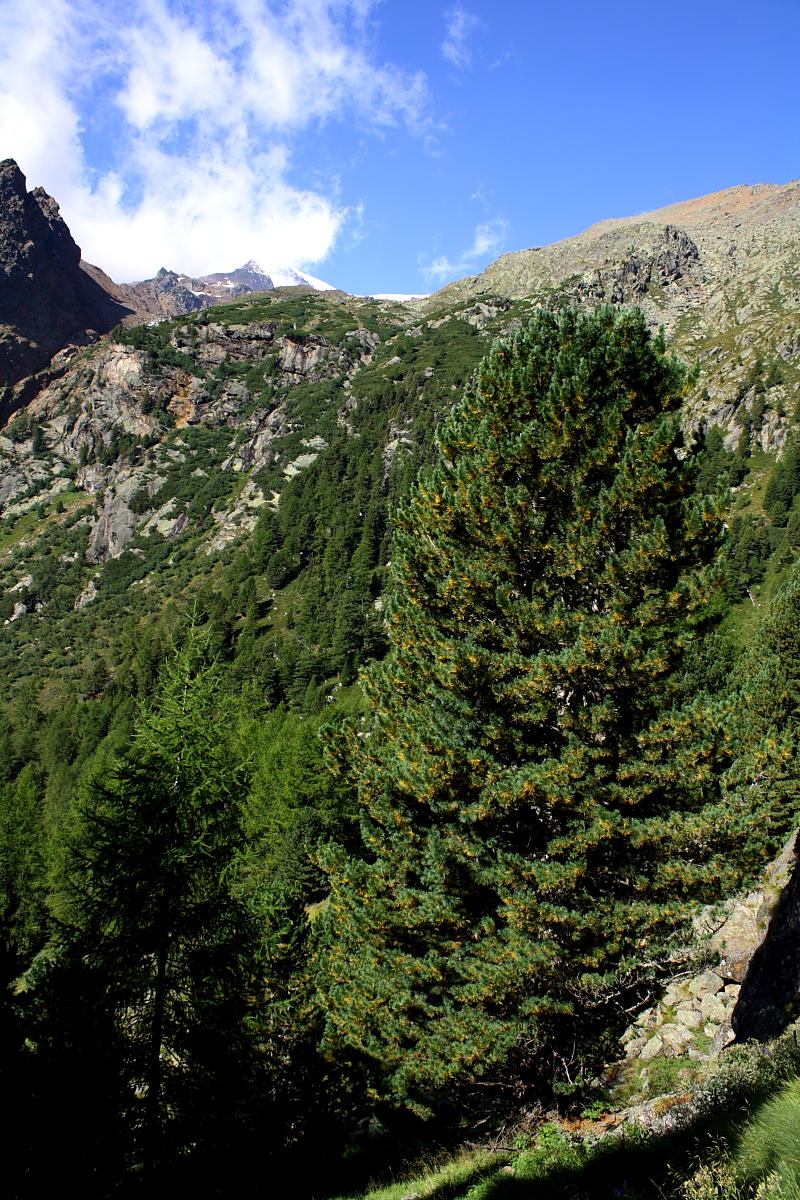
[3,291,800,1198]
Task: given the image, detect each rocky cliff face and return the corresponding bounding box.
[732,833,800,1041]
[0,160,133,411]
[0,293,392,573]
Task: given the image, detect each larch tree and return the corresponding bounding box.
[317,306,752,1112]
[48,630,258,1180]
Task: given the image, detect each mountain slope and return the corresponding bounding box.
[3,175,800,1186]
[432,180,800,311]
[1,174,799,726]
[429,181,800,450]
[0,286,528,721]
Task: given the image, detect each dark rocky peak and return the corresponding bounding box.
[0,159,133,415]
[0,159,80,280]
[153,269,190,291]
[125,264,258,319]
[654,223,702,278]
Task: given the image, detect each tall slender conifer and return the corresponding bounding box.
[53,631,257,1176]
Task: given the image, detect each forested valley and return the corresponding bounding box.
[3,177,800,1198]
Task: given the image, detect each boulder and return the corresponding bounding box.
[658,1024,694,1053]
[639,1035,664,1061]
[675,1008,704,1030]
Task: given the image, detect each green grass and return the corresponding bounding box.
[330,1033,800,1200]
[0,489,92,552]
[736,1079,800,1196]
[736,449,778,515]
[331,1149,507,1200]
[0,508,43,551]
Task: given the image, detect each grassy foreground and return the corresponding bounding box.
[334,1029,800,1200]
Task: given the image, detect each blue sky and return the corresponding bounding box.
[1,0,798,294]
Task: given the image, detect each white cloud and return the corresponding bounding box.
[441,6,480,70]
[0,0,432,280]
[468,220,508,258]
[420,217,508,285]
[0,0,88,196]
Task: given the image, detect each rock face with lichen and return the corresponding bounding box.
[0,159,132,411]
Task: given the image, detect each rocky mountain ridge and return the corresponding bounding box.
[429,181,800,450]
[434,180,800,308]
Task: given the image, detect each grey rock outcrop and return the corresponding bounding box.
[85,473,143,562]
[612,832,800,1094]
[279,333,328,377]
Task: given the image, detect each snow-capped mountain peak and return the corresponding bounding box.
[260,264,336,291]
[200,261,335,293]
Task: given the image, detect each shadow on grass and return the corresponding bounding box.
[462,1084,783,1200]
[330,1032,800,1200]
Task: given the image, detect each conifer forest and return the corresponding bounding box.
[4,198,800,1199]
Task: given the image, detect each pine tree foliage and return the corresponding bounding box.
[318,307,747,1110]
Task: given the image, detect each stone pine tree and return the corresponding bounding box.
[317,306,750,1112]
